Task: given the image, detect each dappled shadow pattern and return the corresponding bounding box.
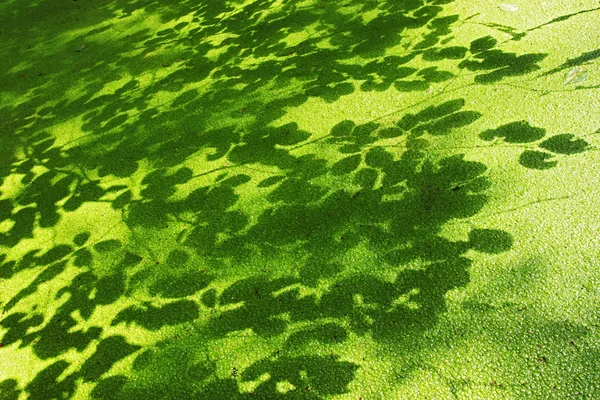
[0,0,595,398]
[480,121,591,170]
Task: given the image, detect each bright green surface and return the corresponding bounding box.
[1,0,599,398]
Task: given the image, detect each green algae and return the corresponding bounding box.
[0,0,599,399]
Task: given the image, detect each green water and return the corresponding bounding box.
[1,0,599,398]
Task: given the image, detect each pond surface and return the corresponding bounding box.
[0,0,599,398]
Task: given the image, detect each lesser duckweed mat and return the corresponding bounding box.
[1,0,599,398]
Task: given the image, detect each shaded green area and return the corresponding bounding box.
[0,0,598,399]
